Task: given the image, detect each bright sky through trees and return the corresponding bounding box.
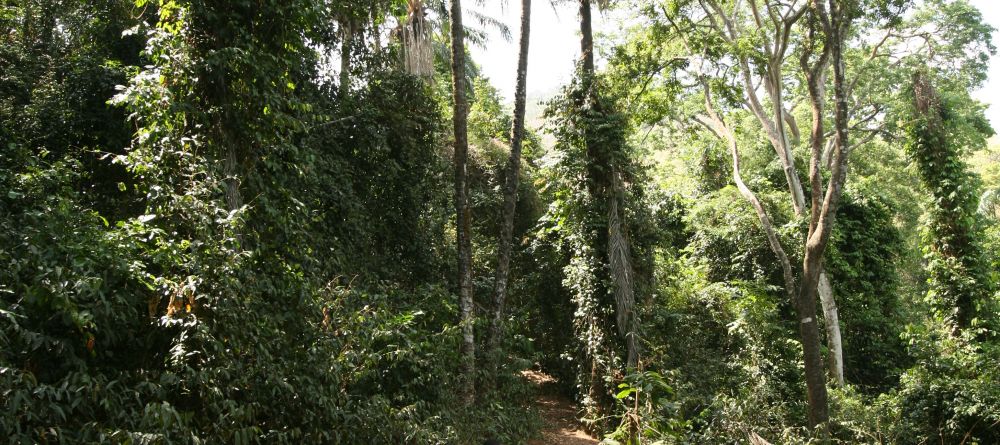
[471,0,1000,127]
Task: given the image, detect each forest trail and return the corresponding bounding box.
[524,370,599,445]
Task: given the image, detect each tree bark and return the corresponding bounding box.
[799,17,844,387]
[449,0,476,407]
[733,0,846,386]
[819,273,844,385]
[489,0,531,354]
[796,287,829,429]
[579,0,594,76]
[339,19,353,96]
[797,0,854,429]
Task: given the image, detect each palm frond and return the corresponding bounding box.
[468,9,512,43]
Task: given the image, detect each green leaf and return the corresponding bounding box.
[615,388,635,399]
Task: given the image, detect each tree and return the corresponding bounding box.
[668,0,847,427]
[579,0,639,371]
[449,0,477,406]
[617,0,848,388]
[795,0,856,428]
[400,0,436,80]
[527,0,644,428]
[489,0,532,353]
[616,0,891,429]
[337,10,359,95]
[705,0,847,389]
[908,70,994,332]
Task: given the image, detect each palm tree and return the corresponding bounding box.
[448,0,476,408]
[400,0,435,79]
[489,0,532,355]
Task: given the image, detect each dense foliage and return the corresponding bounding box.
[2,0,998,444]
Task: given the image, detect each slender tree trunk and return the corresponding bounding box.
[699,83,797,332]
[489,0,532,354]
[579,0,604,198]
[578,0,602,414]
[449,0,475,407]
[577,0,620,422]
[339,20,353,96]
[819,273,844,385]
[764,66,808,217]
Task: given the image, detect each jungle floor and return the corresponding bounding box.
[524,370,599,445]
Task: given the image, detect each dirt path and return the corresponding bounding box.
[524,370,599,445]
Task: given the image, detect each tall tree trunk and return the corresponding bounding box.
[775,50,846,391]
[449,0,475,407]
[579,1,603,199]
[577,0,610,420]
[579,0,594,76]
[736,2,845,385]
[339,20,353,96]
[799,16,845,387]
[489,0,532,354]
[579,0,638,376]
[823,0,851,392]
[911,71,991,332]
[797,0,854,429]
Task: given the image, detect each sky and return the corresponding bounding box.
[467,1,1000,129]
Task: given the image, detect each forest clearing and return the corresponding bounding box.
[2,0,1000,443]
